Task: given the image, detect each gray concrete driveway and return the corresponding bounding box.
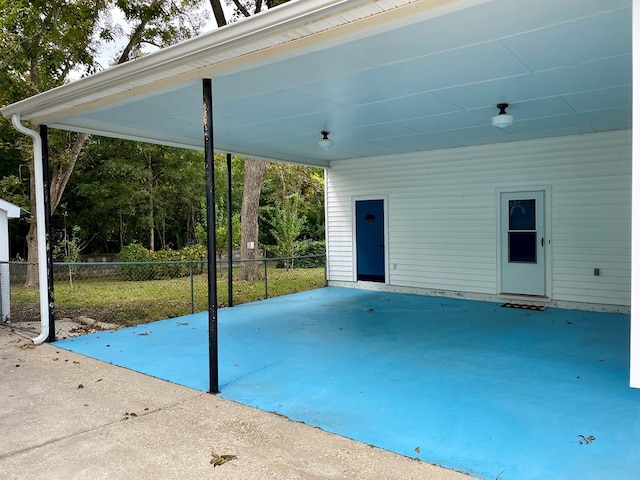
[0,326,474,480]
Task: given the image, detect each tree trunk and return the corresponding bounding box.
[24,133,89,286]
[119,213,124,251]
[149,185,155,251]
[239,158,266,281]
[208,0,228,27]
[51,133,88,211]
[144,150,155,251]
[25,224,38,287]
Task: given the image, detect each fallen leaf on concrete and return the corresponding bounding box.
[576,434,596,445]
[77,384,84,389]
[210,451,237,467]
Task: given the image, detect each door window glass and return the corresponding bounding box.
[509,232,536,263]
[509,200,535,230]
[508,199,537,263]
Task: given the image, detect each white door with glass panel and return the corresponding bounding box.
[500,191,545,296]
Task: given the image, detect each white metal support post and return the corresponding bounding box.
[631,0,640,388]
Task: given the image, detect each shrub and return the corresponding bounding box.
[181,244,208,274]
[119,243,151,262]
[273,240,325,268]
[119,243,152,280]
[294,240,326,268]
[119,244,210,280]
[152,249,187,279]
[294,239,326,257]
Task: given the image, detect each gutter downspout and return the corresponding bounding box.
[11,114,50,344]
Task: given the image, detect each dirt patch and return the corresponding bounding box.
[9,301,125,325]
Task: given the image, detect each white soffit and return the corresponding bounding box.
[0,0,632,167]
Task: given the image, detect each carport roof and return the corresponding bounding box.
[0,0,632,167]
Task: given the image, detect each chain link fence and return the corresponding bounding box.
[3,255,326,329]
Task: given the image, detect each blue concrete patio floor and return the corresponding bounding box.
[55,287,640,480]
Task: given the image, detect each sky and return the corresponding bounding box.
[92,2,232,74]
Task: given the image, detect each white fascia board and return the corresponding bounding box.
[46,123,331,168]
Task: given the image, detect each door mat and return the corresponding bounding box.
[501,303,547,311]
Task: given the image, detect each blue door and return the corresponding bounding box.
[356,199,385,282]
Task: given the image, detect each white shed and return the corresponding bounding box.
[0,199,23,321]
[1,0,638,390]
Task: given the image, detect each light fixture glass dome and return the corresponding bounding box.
[319,131,333,150]
[492,103,514,128]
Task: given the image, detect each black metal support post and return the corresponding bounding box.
[40,125,55,342]
[226,153,233,307]
[202,79,219,394]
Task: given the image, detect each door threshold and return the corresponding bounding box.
[499,294,550,305]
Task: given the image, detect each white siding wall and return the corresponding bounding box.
[326,130,631,309]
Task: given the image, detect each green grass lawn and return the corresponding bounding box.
[11,266,326,326]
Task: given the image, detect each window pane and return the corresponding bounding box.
[509,199,536,230]
[509,232,537,263]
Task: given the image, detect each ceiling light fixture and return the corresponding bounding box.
[492,103,514,128]
[318,130,333,150]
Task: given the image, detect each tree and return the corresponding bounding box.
[207,0,294,280]
[2,0,295,283]
[0,0,207,284]
[52,221,87,291]
[110,0,208,65]
[194,154,244,258]
[239,158,266,279]
[261,163,325,244]
[269,193,305,268]
[66,137,207,252]
[0,0,108,284]
[69,137,155,252]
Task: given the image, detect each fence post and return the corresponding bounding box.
[263,249,268,299]
[189,261,195,314]
[324,254,328,286]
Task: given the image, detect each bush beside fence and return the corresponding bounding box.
[6,255,326,326]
